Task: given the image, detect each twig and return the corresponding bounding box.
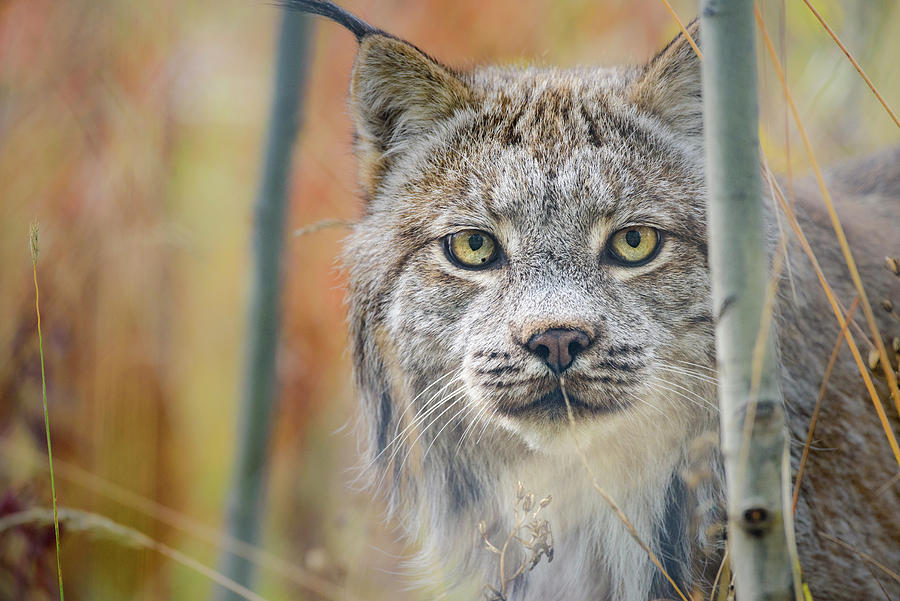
[479,484,553,600]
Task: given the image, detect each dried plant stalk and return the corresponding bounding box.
[480,483,553,601]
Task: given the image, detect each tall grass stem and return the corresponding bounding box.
[30,222,65,601]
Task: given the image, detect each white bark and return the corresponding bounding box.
[700,1,797,599]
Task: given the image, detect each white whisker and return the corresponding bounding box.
[423,397,481,462]
[392,368,463,438]
[366,375,464,471]
[373,390,466,493]
[647,376,718,413]
[625,393,667,417]
[398,391,469,473]
[453,399,492,458]
[673,359,718,374]
[656,363,719,385]
[474,406,500,445]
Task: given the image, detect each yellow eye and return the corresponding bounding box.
[608,226,660,265]
[446,230,498,268]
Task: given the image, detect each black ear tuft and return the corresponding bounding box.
[278,0,380,41]
[628,21,703,138]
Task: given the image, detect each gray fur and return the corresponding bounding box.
[289,3,900,599]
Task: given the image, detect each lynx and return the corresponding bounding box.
[286,2,900,599]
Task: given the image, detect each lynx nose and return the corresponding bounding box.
[526,328,592,374]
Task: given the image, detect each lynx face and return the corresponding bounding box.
[344,31,717,455]
[380,100,716,450]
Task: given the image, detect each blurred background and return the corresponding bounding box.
[1,0,898,600]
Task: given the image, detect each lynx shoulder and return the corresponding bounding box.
[285,2,900,599]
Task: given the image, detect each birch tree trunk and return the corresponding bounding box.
[699,1,797,599]
[214,9,312,601]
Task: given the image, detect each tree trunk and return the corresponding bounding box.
[699,1,797,599]
[214,9,312,601]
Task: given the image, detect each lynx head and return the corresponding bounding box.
[287,1,714,489]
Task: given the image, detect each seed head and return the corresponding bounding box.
[29,221,40,263]
[886,256,900,276]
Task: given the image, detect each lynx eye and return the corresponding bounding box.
[445,230,498,269]
[608,226,660,265]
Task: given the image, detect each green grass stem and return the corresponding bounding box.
[30,222,65,601]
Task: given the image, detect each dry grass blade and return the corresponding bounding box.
[30,222,65,601]
[709,549,729,601]
[2,440,362,601]
[764,167,799,302]
[292,218,355,238]
[800,0,900,130]
[0,508,270,601]
[755,6,900,419]
[792,296,861,514]
[819,533,900,586]
[760,160,900,469]
[657,0,702,60]
[875,471,900,497]
[559,377,689,601]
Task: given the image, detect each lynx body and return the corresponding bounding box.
[287,2,900,599]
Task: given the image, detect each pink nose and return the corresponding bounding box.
[526,328,592,373]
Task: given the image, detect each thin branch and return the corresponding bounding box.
[701,2,795,598]
[216,9,313,600]
[292,218,354,238]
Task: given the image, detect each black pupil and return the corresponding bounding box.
[625,229,641,248]
[468,234,484,251]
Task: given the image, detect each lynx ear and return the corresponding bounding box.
[628,22,702,137]
[350,35,472,195]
